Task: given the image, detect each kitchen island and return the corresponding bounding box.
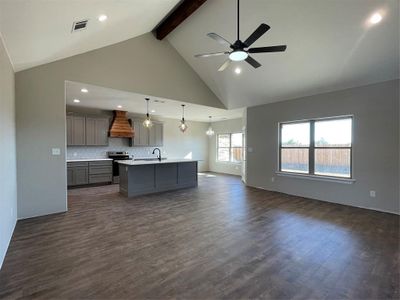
[117,159,198,197]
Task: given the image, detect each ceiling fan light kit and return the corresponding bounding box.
[194,0,287,71]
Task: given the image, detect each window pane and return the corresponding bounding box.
[218,134,230,147]
[231,133,243,147]
[281,122,310,147]
[231,147,243,163]
[281,149,309,173]
[218,148,230,162]
[315,118,352,147]
[315,149,351,177]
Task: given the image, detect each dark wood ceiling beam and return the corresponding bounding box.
[154,0,208,40]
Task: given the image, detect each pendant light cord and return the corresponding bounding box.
[181,104,185,121]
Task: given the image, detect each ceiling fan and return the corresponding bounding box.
[194,0,287,71]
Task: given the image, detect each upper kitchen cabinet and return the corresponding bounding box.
[149,123,163,146]
[86,117,109,146]
[67,114,109,146]
[66,115,86,146]
[132,120,163,147]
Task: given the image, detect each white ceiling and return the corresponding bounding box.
[0,0,180,71]
[65,81,243,122]
[167,0,400,109]
[1,0,398,110]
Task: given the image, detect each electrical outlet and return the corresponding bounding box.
[370,190,376,198]
[248,147,253,153]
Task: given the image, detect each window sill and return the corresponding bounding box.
[275,172,355,184]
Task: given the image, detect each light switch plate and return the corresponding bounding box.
[52,148,61,156]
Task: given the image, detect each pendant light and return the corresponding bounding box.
[143,97,153,128]
[179,104,188,133]
[206,116,215,136]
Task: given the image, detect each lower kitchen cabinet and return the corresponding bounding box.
[67,160,112,187]
[67,162,89,186]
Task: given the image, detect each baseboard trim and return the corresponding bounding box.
[0,218,17,270]
[248,184,400,216]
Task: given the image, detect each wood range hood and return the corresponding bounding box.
[109,110,134,138]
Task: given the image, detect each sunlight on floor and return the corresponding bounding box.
[198,172,217,178]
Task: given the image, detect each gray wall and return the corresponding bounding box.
[0,35,17,268]
[246,80,399,214]
[66,106,210,172]
[208,118,243,176]
[16,33,223,219]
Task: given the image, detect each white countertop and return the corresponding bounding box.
[116,159,199,166]
[67,158,113,162]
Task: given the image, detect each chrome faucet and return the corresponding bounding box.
[152,148,161,161]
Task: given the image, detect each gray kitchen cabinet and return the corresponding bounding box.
[88,160,113,184]
[149,123,163,146]
[66,115,86,146]
[133,120,149,146]
[67,162,89,186]
[133,120,163,147]
[67,160,112,187]
[86,117,109,146]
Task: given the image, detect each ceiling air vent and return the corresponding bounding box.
[72,19,88,32]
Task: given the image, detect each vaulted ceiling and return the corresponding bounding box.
[0,0,398,110]
[167,0,399,109]
[0,0,180,71]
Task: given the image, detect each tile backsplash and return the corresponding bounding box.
[67,138,162,159]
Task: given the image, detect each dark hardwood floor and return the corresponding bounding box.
[0,173,399,299]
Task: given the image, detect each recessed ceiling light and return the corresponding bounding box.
[234,67,242,74]
[369,12,382,24]
[73,99,80,103]
[117,105,122,109]
[81,88,88,93]
[98,15,108,22]
[151,110,156,113]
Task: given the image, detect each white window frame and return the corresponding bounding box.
[278,115,354,180]
[216,133,243,164]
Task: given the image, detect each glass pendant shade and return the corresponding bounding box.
[206,126,215,136]
[143,98,153,128]
[206,116,214,136]
[179,120,188,132]
[179,104,188,133]
[143,113,153,128]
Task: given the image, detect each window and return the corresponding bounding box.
[279,116,352,178]
[217,133,243,163]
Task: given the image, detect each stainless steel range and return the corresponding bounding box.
[107,151,131,183]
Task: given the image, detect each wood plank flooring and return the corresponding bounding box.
[0,173,399,299]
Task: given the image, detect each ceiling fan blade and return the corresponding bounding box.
[207,33,232,46]
[218,59,231,72]
[243,23,270,47]
[194,52,229,58]
[248,45,287,53]
[245,56,261,69]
